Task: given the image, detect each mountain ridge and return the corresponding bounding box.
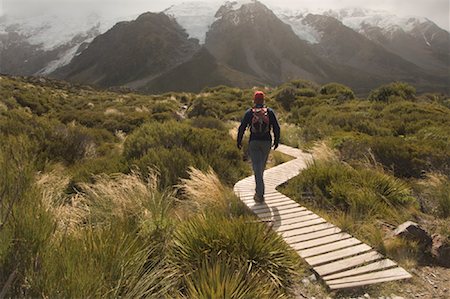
[1,1,449,93]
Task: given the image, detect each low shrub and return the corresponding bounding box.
[319,83,355,100]
[124,121,248,186]
[368,82,416,102]
[283,161,416,219]
[337,135,449,178]
[183,256,276,299]
[170,213,298,297]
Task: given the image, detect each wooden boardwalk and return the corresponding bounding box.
[233,144,412,290]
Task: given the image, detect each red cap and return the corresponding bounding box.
[254,91,265,103]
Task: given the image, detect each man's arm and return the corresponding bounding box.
[237,110,251,149]
[270,109,280,149]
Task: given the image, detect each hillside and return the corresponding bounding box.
[1,1,449,94]
[54,12,201,87]
[1,74,449,298]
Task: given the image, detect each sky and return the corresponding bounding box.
[1,0,449,31]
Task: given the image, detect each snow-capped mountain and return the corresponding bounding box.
[1,0,448,93]
[164,1,222,44]
[0,12,138,75]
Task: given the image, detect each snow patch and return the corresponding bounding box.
[274,9,322,44]
[0,12,137,51]
[38,45,80,75]
[324,8,430,36]
[164,1,222,44]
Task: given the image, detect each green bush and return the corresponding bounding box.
[183,256,276,299]
[275,85,298,110]
[368,82,416,102]
[435,180,450,218]
[189,116,227,131]
[338,135,449,178]
[283,161,416,219]
[319,83,355,100]
[124,121,247,186]
[171,213,298,297]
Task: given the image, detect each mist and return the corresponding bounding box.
[1,0,449,30]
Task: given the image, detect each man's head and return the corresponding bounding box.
[254,91,265,105]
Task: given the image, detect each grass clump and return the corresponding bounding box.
[124,121,248,187]
[283,161,416,220]
[170,213,299,298]
[183,256,276,299]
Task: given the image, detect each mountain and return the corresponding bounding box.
[322,8,450,76]
[142,47,264,93]
[55,12,201,88]
[164,1,223,44]
[0,12,135,75]
[299,14,426,78]
[204,1,338,85]
[1,1,449,93]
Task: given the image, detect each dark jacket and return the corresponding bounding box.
[237,105,280,145]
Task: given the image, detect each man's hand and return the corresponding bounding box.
[237,142,243,150]
[273,142,279,150]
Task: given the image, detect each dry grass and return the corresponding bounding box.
[311,141,338,162]
[36,165,89,233]
[36,168,175,232]
[178,167,229,212]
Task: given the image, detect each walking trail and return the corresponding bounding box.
[233,144,412,290]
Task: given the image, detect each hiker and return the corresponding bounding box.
[237,91,280,203]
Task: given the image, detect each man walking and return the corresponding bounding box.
[237,91,280,203]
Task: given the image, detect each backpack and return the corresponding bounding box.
[250,107,270,135]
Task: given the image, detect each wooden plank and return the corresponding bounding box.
[262,210,315,222]
[254,204,304,217]
[245,196,292,204]
[239,191,280,197]
[329,272,412,290]
[243,196,292,206]
[314,251,383,276]
[291,233,353,251]
[323,259,397,281]
[281,223,336,239]
[285,227,342,245]
[275,218,327,233]
[257,206,307,219]
[245,199,293,210]
[234,144,411,290]
[272,214,320,227]
[241,193,289,200]
[251,204,301,215]
[327,267,412,286]
[299,238,362,258]
[252,203,301,213]
[305,244,373,266]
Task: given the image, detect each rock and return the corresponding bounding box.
[301,278,310,286]
[364,294,370,298]
[431,234,450,267]
[394,221,432,248]
[308,273,317,282]
[391,295,404,299]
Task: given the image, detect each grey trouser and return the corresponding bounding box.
[248,140,272,197]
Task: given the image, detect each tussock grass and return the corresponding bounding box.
[279,124,303,149]
[284,161,416,220]
[171,213,299,297]
[434,179,450,218]
[183,256,284,299]
[311,141,338,162]
[269,151,294,167]
[179,167,227,210]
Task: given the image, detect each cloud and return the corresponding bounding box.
[2,0,449,30]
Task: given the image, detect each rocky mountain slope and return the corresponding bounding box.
[1,1,449,93]
[55,12,201,88]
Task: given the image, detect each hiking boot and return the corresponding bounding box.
[253,194,264,203]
